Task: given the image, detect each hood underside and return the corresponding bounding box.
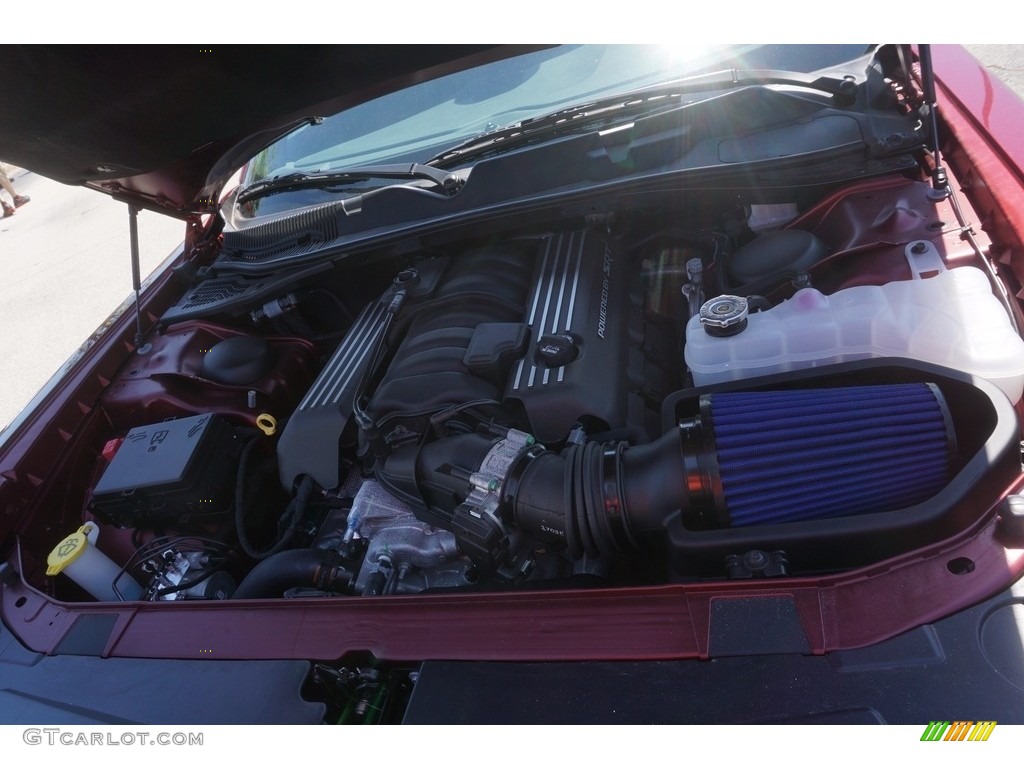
[0,45,531,218]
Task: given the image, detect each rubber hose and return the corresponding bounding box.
[233,548,353,599]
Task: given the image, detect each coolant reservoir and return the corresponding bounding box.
[685,266,1024,402]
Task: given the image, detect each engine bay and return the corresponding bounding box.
[27,172,1024,604]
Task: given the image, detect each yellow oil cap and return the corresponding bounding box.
[46,524,96,576]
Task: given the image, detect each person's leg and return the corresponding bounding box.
[0,165,30,210]
[0,166,16,198]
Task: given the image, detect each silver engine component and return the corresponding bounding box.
[143,549,235,601]
[321,480,471,595]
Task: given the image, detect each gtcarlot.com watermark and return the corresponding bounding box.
[22,729,203,747]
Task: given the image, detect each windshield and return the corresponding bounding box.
[240,44,872,216]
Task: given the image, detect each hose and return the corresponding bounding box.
[232,548,353,599]
[235,435,313,560]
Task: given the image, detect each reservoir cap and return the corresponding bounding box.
[46,523,98,576]
[699,295,749,337]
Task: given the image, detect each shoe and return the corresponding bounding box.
[12,195,29,207]
[2,202,14,218]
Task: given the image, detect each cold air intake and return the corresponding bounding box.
[378,383,955,569]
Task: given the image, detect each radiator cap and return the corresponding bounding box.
[699,295,749,337]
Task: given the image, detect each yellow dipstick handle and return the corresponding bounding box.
[256,413,277,436]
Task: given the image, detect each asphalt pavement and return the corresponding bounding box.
[966,45,1024,97]
[0,46,1022,431]
[0,171,184,430]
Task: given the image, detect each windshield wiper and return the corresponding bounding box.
[237,163,463,205]
[426,68,861,168]
[673,68,860,102]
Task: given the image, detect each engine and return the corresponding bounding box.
[277,231,671,489]
[269,228,683,590]
[262,197,1023,593]
[52,176,1024,602]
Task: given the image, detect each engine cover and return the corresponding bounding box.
[365,229,663,445]
[506,229,649,442]
[280,229,668,491]
[365,243,534,434]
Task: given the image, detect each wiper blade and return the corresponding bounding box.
[427,68,861,168]
[237,163,462,205]
[672,68,860,103]
[426,91,680,167]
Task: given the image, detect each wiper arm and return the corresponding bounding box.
[427,68,860,168]
[237,163,462,205]
[673,68,859,103]
[426,91,680,167]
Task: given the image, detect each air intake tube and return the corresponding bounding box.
[385,383,955,568]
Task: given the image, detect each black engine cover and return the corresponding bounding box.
[366,243,534,432]
[506,229,648,442]
[280,229,668,491]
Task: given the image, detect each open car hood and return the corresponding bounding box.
[0,45,531,218]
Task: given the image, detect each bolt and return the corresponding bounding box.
[743,550,768,570]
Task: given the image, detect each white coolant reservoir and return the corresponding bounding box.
[685,266,1024,402]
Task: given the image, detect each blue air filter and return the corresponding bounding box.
[703,383,954,527]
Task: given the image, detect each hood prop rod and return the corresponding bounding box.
[127,205,150,353]
[918,45,950,200]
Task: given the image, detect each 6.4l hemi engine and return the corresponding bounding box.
[277,229,676,493]
[270,228,690,586]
